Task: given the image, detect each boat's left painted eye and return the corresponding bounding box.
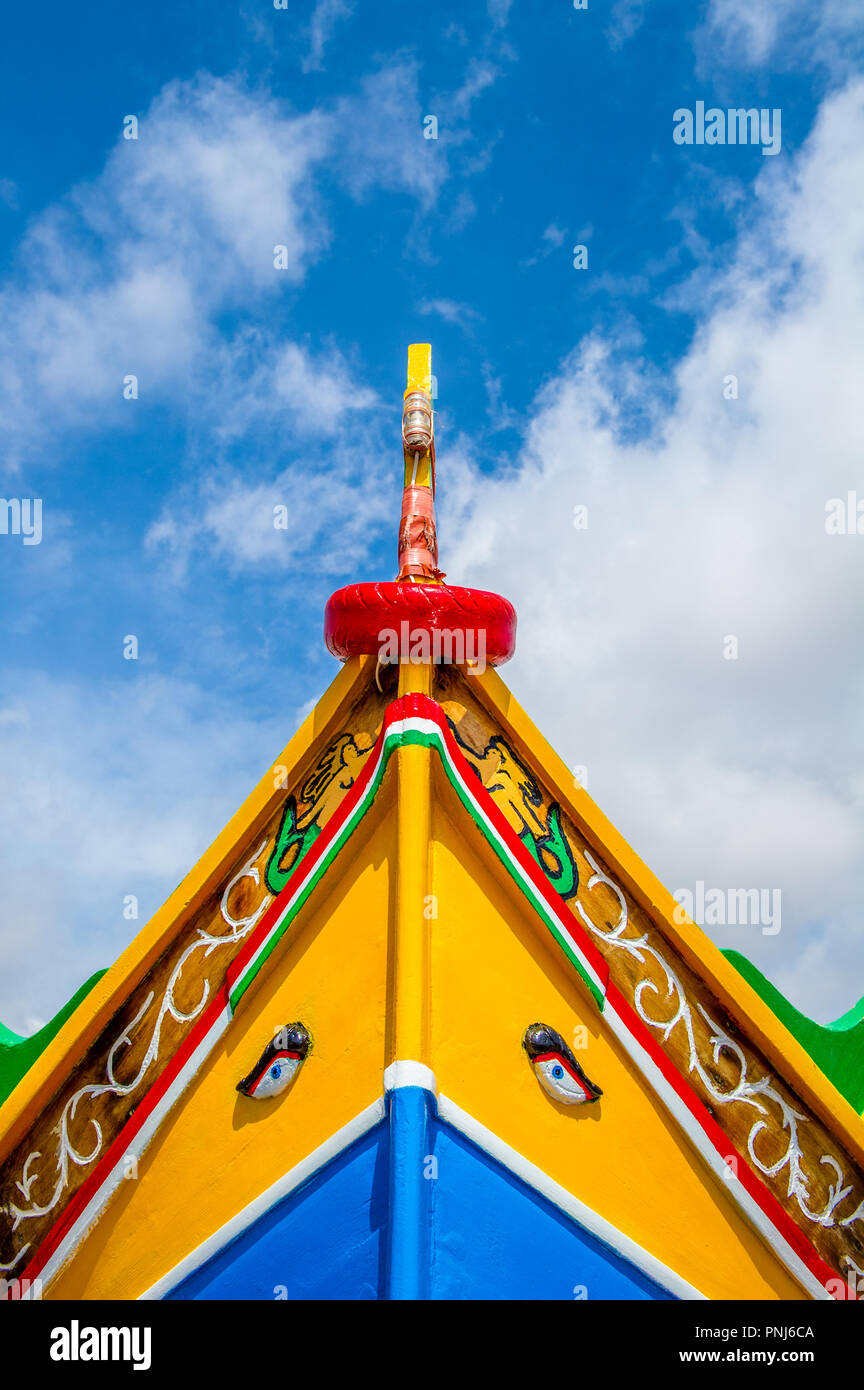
[240,1053,299,1100]
[239,1053,298,1100]
[523,1022,602,1107]
[236,1023,312,1100]
[534,1054,595,1104]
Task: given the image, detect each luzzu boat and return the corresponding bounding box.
[2,346,864,1303]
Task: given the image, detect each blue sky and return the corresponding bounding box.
[0,0,862,1031]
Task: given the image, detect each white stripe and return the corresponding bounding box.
[601,1001,830,1300]
[139,1097,386,1300]
[238,718,432,991]
[425,713,829,1300]
[233,742,388,989]
[437,1093,707,1301]
[36,1004,233,1293]
[433,730,608,1000]
[42,720,406,1292]
[30,708,832,1302]
[384,1059,438,1094]
[386,715,441,743]
[231,721,430,994]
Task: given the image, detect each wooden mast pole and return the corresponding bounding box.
[397,343,440,582]
[387,346,436,1298]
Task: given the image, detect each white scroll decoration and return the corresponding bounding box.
[575,851,863,1234]
[1,840,272,1258]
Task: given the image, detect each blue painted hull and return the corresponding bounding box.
[167,1087,675,1301]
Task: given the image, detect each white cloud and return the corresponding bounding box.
[144,336,390,577]
[302,0,354,73]
[523,221,575,268]
[607,0,651,49]
[542,222,567,248]
[607,0,863,75]
[0,60,498,467]
[0,76,332,465]
[699,0,864,73]
[149,453,392,577]
[331,60,442,207]
[0,673,292,1032]
[418,297,481,331]
[487,0,513,29]
[440,79,864,1021]
[331,57,483,209]
[210,338,380,443]
[443,59,500,124]
[268,343,378,434]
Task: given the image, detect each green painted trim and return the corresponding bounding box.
[228,728,395,1011]
[229,717,607,1014]
[432,737,605,1008]
[0,970,107,1108]
[722,950,864,1114]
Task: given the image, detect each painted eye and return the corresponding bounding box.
[535,1054,597,1104]
[237,1023,312,1100]
[523,1022,602,1107]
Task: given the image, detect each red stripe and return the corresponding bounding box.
[11,714,399,1292]
[248,1051,301,1095]
[408,693,839,1298]
[604,981,840,1294]
[404,694,612,996]
[7,694,844,1298]
[531,1052,594,1097]
[226,714,392,994]
[14,981,231,1288]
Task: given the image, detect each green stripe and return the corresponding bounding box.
[431,735,605,1010]
[387,728,604,1004]
[724,949,864,1115]
[0,970,108,1108]
[229,739,394,1010]
[230,719,604,1013]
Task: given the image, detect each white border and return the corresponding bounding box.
[14,702,837,1301]
[383,1059,437,1094]
[29,1003,234,1297]
[140,1065,708,1302]
[437,1092,707,1301]
[600,1001,831,1300]
[138,1096,385,1300]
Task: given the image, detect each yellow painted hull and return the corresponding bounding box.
[2,658,862,1301]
